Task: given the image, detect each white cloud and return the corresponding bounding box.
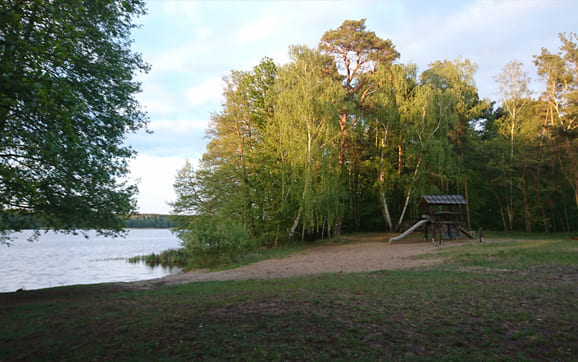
[186,77,224,106]
[129,154,200,214]
[158,1,202,23]
[127,117,209,160]
[147,44,216,74]
[236,10,280,45]
[269,47,292,67]
[136,82,183,116]
[385,0,563,100]
[149,119,209,133]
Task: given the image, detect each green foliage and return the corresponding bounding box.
[171,59,281,244]
[125,214,174,228]
[128,248,188,268]
[319,18,399,89]
[0,209,41,230]
[319,19,401,233]
[177,216,254,268]
[172,19,578,264]
[533,32,578,209]
[0,0,149,240]
[270,45,346,238]
[129,239,314,271]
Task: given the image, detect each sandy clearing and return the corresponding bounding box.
[125,238,470,290]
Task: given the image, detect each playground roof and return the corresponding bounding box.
[419,195,467,206]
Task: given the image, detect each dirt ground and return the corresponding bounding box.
[127,235,470,290]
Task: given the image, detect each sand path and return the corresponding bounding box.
[126,236,463,289]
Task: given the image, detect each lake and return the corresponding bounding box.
[0,229,183,293]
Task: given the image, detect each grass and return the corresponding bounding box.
[1,232,577,361]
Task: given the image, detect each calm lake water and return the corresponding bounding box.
[0,229,182,293]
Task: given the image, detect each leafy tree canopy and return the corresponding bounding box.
[172,19,578,254]
[319,18,399,83]
[0,0,149,241]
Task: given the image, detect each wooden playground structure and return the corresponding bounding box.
[390,195,474,244]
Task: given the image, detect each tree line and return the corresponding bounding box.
[171,20,577,258]
[126,214,174,228]
[1,212,174,230]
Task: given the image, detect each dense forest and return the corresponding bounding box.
[125,214,174,228]
[0,212,174,230]
[171,20,577,253]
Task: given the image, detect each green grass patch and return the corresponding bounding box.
[483,231,576,241]
[1,233,577,361]
[418,234,578,272]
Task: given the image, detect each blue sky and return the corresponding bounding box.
[126,0,578,214]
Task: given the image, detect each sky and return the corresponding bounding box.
[126,0,578,214]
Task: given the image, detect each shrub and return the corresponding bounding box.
[128,248,190,268]
[178,216,255,268]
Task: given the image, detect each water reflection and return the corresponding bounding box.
[0,229,182,292]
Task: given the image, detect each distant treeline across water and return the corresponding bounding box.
[125,214,174,228]
[2,212,175,230]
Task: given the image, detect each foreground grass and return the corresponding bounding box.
[1,234,577,361]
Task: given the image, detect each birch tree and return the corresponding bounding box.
[268,46,345,240]
[421,58,489,229]
[534,33,578,208]
[172,59,277,240]
[494,61,532,229]
[319,19,399,234]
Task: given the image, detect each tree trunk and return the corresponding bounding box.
[521,180,532,233]
[533,170,548,232]
[456,125,471,231]
[377,125,393,231]
[333,216,342,237]
[507,204,514,231]
[463,173,471,231]
[492,188,508,232]
[235,119,251,233]
[397,144,403,177]
[379,183,393,231]
[395,158,421,231]
[334,112,349,236]
[338,112,348,168]
[274,225,280,247]
[287,208,301,242]
[562,195,570,232]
